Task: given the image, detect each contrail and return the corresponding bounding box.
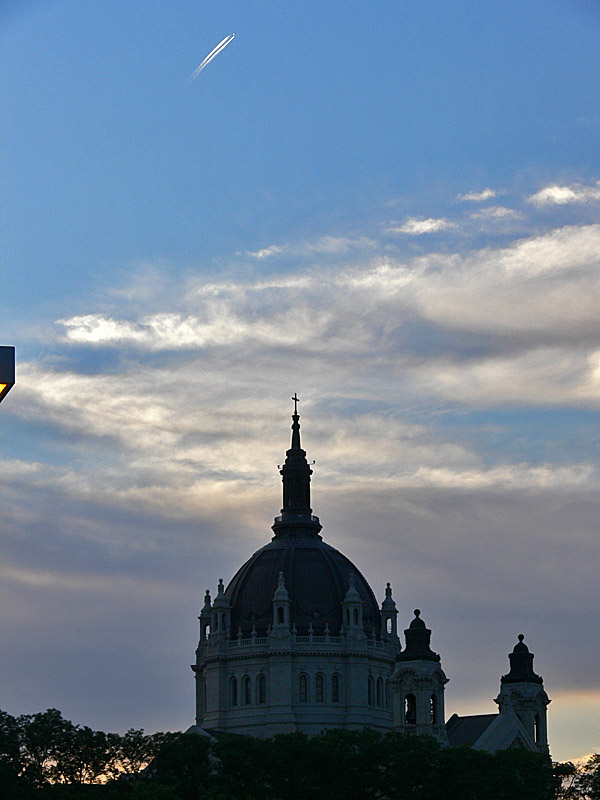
[188,33,235,83]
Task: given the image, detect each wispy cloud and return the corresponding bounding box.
[528,180,600,206]
[470,205,522,220]
[245,244,287,259]
[385,217,455,235]
[457,188,496,202]
[245,236,376,259]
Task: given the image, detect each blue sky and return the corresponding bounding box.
[2,0,600,761]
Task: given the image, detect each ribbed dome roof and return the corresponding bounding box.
[224,400,382,637]
[226,536,381,636]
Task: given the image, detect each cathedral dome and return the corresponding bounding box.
[225,400,381,637]
[226,536,381,637]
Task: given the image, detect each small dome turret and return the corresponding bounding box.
[501,634,543,685]
[397,609,440,662]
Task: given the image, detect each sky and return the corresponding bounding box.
[1,0,600,763]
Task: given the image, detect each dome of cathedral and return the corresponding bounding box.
[225,402,381,637]
[226,536,381,637]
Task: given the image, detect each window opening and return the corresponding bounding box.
[332,674,340,703]
[430,694,437,724]
[316,674,324,702]
[299,674,308,702]
[258,675,266,704]
[404,693,416,725]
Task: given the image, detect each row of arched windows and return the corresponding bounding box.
[298,673,341,703]
[230,674,267,707]
[367,676,390,708]
[402,693,438,725]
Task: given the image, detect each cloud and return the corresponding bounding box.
[457,188,496,202]
[54,224,600,413]
[245,244,287,259]
[385,217,456,235]
[246,236,376,259]
[470,205,522,220]
[528,181,600,206]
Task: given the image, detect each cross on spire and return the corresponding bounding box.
[292,393,299,414]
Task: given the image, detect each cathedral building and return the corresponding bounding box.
[191,403,550,753]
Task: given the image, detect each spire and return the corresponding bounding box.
[501,634,543,685]
[272,571,290,602]
[200,590,212,614]
[397,609,440,662]
[343,573,362,603]
[381,582,397,611]
[212,578,230,608]
[272,396,322,539]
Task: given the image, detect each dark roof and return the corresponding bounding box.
[226,536,382,637]
[446,713,497,747]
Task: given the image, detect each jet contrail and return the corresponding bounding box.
[188,33,235,83]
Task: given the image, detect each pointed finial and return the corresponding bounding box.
[278,571,285,588]
[292,393,300,414]
[218,578,224,594]
[386,583,392,597]
[414,608,420,617]
[349,573,356,589]
[518,633,524,642]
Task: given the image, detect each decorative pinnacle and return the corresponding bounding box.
[518,634,524,642]
[414,608,421,617]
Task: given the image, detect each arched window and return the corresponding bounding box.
[332,674,340,703]
[376,677,383,707]
[277,606,284,624]
[299,674,308,702]
[385,680,390,709]
[203,623,211,639]
[353,608,359,625]
[230,677,238,707]
[257,675,266,705]
[202,678,207,712]
[430,694,437,724]
[345,609,350,626]
[404,693,416,725]
[243,676,251,705]
[534,714,541,744]
[222,613,227,630]
[387,618,392,634]
[214,615,219,631]
[368,675,375,706]
[316,674,325,703]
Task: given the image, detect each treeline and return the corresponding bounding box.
[0,707,593,799]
